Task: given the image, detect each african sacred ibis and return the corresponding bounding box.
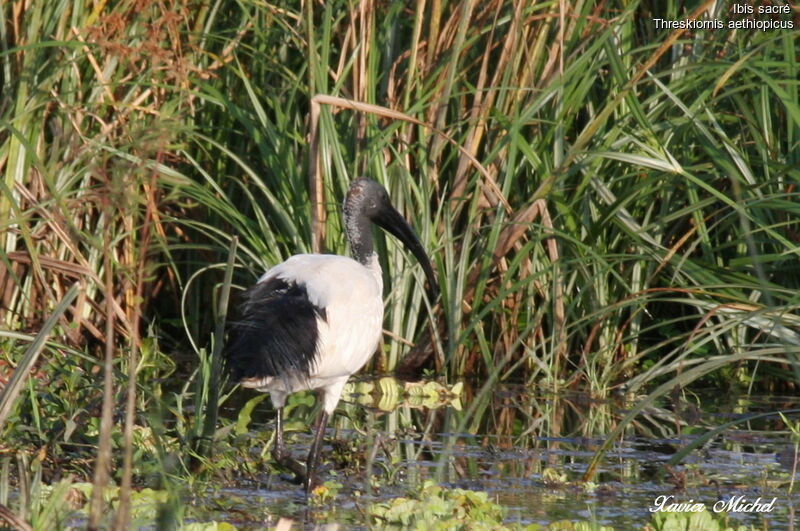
[224,178,438,491]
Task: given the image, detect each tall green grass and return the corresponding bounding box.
[176,0,800,394]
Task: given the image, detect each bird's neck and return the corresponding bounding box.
[344,213,383,292]
[363,252,383,294]
[350,233,374,266]
[345,210,374,265]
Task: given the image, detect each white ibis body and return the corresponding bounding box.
[224,178,438,491]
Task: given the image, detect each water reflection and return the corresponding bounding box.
[216,382,800,528]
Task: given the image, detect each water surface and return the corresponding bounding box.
[210,386,800,529]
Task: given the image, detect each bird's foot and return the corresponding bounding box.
[270,451,322,493]
[304,473,322,493]
[279,471,305,485]
[271,449,307,485]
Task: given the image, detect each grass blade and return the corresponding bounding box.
[0,283,79,431]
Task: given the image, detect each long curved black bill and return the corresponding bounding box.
[374,204,439,302]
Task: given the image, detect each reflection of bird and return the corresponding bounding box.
[224,178,438,491]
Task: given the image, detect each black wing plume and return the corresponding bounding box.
[224,276,326,382]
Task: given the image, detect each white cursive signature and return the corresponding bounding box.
[650,495,778,513]
[713,496,777,513]
[649,495,705,513]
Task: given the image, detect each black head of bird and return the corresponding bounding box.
[344,178,438,301]
[225,177,438,491]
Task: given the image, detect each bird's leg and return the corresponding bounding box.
[304,409,330,492]
[272,406,286,459]
[271,406,306,483]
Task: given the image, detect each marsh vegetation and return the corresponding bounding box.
[1,0,799,528]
